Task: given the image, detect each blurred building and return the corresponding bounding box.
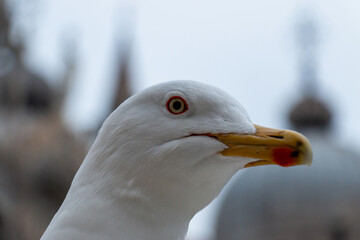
[0,1,87,239]
[215,17,360,240]
[0,0,133,239]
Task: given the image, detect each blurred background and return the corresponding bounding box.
[0,0,360,239]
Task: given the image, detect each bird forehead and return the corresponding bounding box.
[120,80,253,129]
[139,80,241,109]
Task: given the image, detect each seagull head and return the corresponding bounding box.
[42,80,312,240]
[89,80,312,220]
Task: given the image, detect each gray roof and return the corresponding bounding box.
[216,133,360,240]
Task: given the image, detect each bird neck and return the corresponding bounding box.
[105,175,192,240]
[42,160,192,240]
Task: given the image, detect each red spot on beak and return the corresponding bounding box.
[273,147,297,167]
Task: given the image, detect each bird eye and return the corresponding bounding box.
[166,96,188,115]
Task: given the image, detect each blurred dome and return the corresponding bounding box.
[215,93,360,240]
[216,14,360,240]
[289,96,332,130]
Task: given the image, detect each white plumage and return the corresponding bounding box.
[41,80,311,240]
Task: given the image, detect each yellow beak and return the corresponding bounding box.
[212,125,312,168]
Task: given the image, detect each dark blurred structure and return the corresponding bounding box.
[111,40,133,112]
[0,0,86,239]
[0,0,133,239]
[215,16,360,240]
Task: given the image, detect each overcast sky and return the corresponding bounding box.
[24,0,360,238]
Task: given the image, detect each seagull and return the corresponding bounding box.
[41,80,312,240]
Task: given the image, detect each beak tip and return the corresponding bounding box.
[307,154,313,166]
[303,137,313,167]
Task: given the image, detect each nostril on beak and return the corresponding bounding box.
[269,135,284,139]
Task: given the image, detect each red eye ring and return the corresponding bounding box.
[166,96,189,115]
